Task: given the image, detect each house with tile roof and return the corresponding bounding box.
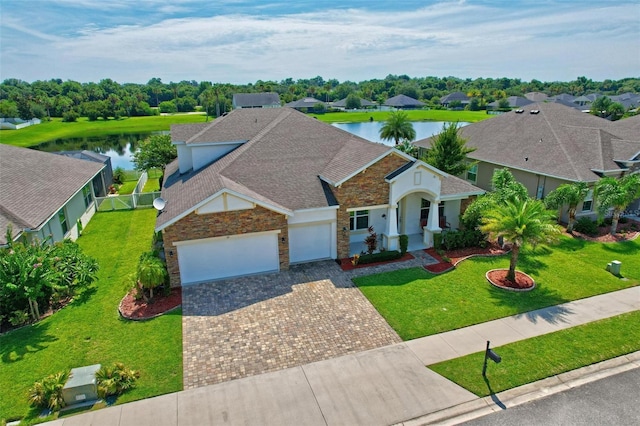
[414,103,640,223]
[0,145,105,245]
[232,92,281,109]
[157,108,483,286]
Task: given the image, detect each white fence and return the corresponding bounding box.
[95,171,160,211]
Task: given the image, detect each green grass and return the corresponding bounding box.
[354,237,639,340]
[429,311,640,397]
[310,109,493,123]
[0,210,182,423]
[0,114,207,148]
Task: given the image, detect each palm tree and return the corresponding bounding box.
[480,198,562,282]
[594,174,640,235]
[137,253,167,300]
[380,110,416,145]
[544,181,589,232]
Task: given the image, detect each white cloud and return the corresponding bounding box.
[1,1,638,83]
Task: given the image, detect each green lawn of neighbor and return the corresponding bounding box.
[429,311,640,397]
[354,237,639,341]
[0,210,182,423]
[0,114,207,148]
[311,109,493,123]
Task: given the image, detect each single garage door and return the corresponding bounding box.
[176,232,279,284]
[289,223,332,264]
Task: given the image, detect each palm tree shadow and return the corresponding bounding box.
[483,376,506,409]
[488,285,573,325]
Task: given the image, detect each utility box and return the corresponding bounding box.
[610,260,622,275]
[62,364,101,406]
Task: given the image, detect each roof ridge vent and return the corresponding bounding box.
[514,109,524,114]
[530,110,540,114]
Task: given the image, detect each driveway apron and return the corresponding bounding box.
[182,251,438,389]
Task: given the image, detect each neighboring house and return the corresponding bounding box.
[284,97,325,111]
[384,95,425,109]
[525,92,548,102]
[414,103,640,223]
[487,96,534,109]
[157,108,483,286]
[331,97,376,109]
[610,92,640,110]
[440,92,470,108]
[54,150,112,196]
[0,144,105,246]
[232,92,281,109]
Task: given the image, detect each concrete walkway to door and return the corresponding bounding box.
[181,250,439,389]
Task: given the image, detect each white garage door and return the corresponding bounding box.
[289,223,332,264]
[176,232,279,284]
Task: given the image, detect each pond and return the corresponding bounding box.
[332,121,468,146]
[34,132,166,170]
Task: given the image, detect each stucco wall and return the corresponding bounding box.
[163,205,288,287]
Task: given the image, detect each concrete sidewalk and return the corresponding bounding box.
[42,286,639,426]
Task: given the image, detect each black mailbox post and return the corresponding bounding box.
[482,340,501,377]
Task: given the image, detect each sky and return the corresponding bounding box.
[1,0,639,85]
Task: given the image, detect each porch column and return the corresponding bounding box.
[423,199,441,247]
[385,204,399,250]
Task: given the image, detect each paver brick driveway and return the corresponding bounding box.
[182,251,437,389]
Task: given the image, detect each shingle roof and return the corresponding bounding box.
[525,92,548,102]
[440,92,470,103]
[284,97,325,108]
[487,96,534,108]
[157,108,394,229]
[232,92,281,108]
[332,97,376,107]
[414,102,640,183]
[0,145,104,244]
[384,95,425,107]
[441,175,485,198]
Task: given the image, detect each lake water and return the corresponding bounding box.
[34,121,464,170]
[332,121,468,146]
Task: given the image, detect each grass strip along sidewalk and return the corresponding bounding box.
[429,311,640,397]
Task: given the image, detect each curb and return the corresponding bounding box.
[396,350,640,425]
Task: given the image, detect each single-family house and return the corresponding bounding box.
[54,150,112,196]
[440,92,470,108]
[284,97,325,112]
[332,97,376,110]
[487,96,533,109]
[232,92,281,109]
[384,95,425,109]
[525,92,548,102]
[156,108,483,286]
[414,102,640,223]
[0,144,105,246]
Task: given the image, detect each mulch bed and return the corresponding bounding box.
[570,218,640,243]
[119,288,182,320]
[486,269,535,291]
[424,242,509,274]
[338,252,415,271]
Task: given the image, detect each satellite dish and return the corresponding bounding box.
[153,197,166,211]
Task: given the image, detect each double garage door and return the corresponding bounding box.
[176,231,280,285]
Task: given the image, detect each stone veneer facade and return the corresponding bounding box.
[163,205,288,287]
[333,153,409,259]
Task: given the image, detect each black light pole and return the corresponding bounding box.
[483,340,502,377]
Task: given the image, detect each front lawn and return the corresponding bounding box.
[0,210,182,423]
[354,237,639,340]
[429,311,640,396]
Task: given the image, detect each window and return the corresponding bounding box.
[420,199,445,222]
[466,164,478,183]
[82,185,93,209]
[582,191,594,212]
[349,210,369,231]
[58,209,68,235]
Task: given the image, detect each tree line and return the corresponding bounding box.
[1,75,638,122]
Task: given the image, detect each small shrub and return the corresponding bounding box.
[364,226,378,255]
[433,233,442,249]
[9,310,29,326]
[399,234,409,255]
[574,217,598,236]
[62,110,78,122]
[28,370,70,411]
[441,256,452,263]
[112,167,126,185]
[96,363,140,399]
[357,250,402,265]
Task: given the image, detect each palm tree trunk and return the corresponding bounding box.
[567,207,576,232]
[610,210,621,235]
[507,245,520,282]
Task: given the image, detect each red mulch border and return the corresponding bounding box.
[118,288,182,321]
[424,243,510,274]
[486,269,536,292]
[338,252,415,271]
